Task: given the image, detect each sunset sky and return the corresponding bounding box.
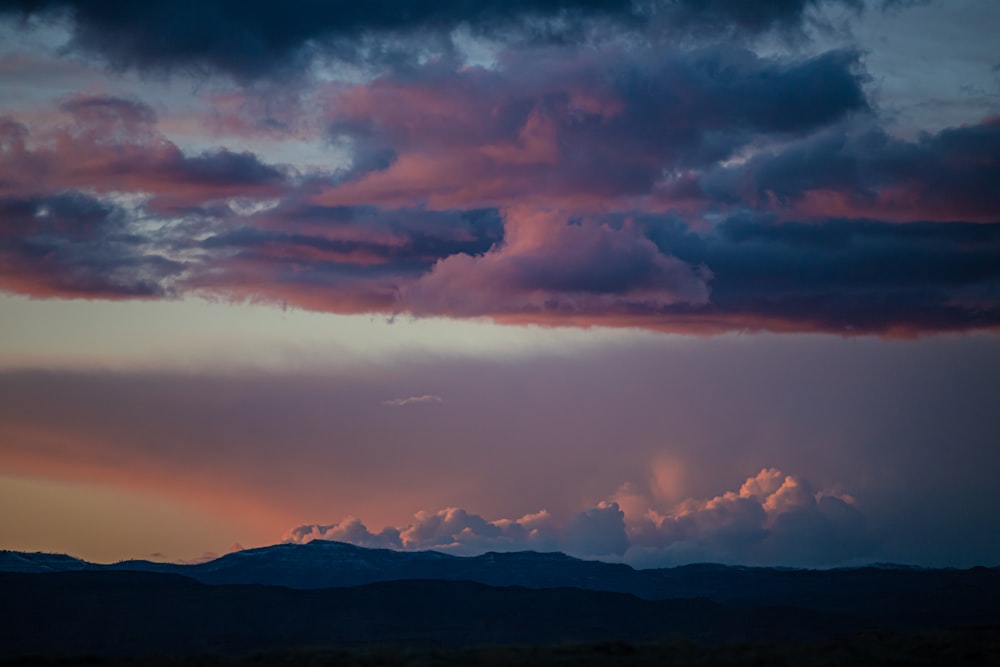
[1,0,998,568]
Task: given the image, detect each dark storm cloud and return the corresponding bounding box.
[200,209,500,271]
[2,0,640,79]
[2,0,882,80]
[319,45,869,207]
[640,215,1000,334]
[699,117,1000,221]
[204,203,502,268]
[661,0,856,33]
[328,119,399,180]
[167,150,288,188]
[602,46,870,171]
[178,205,507,313]
[256,202,504,245]
[0,191,185,297]
[658,0,925,34]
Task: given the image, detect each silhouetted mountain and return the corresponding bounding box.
[4,542,646,590]
[2,541,999,656]
[0,550,90,573]
[0,570,864,657]
[190,541,646,592]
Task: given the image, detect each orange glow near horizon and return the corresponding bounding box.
[0,474,268,563]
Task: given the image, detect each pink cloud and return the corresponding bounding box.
[286,508,563,555]
[0,50,996,334]
[0,96,290,207]
[399,207,711,317]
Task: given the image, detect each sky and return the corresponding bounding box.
[0,0,998,568]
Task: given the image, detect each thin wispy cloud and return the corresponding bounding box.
[383,394,445,407]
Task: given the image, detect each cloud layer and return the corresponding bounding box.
[285,468,873,567]
[3,1,874,80]
[1,2,998,335]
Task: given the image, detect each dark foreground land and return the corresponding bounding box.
[3,545,999,664]
[3,629,999,667]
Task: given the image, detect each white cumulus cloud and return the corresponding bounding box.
[285,468,875,567]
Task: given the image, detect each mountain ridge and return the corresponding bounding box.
[3,542,999,657]
[3,540,998,611]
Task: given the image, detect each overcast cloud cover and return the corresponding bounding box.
[1,0,998,334]
[1,0,999,566]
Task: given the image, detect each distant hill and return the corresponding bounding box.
[0,570,862,656]
[2,541,998,657]
[6,541,652,591]
[4,540,998,612]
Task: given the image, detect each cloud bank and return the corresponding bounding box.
[3,1,880,80]
[285,468,873,567]
[1,1,998,334]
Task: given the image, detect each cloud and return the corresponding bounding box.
[286,508,563,554]
[286,468,873,566]
[664,0,847,32]
[1,1,877,80]
[564,502,629,557]
[639,213,1000,335]
[0,96,290,208]
[285,516,402,549]
[696,117,1000,222]
[1,0,643,80]
[0,191,186,298]
[400,207,711,317]
[622,468,874,566]
[316,45,869,209]
[2,105,998,331]
[383,394,444,406]
[0,20,996,334]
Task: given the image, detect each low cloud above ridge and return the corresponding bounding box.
[285,468,874,567]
